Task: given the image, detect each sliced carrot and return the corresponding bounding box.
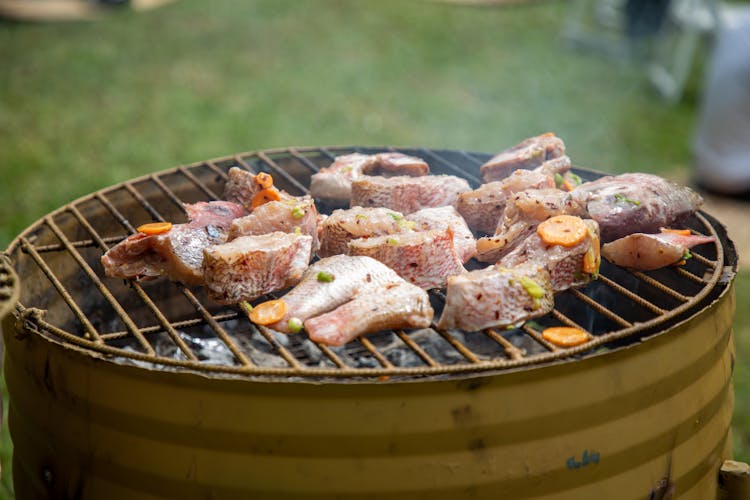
[255,172,274,189]
[137,222,172,235]
[251,187,282,209]
[562,178,575,192]
[537,215,588,247]
[660,228,691,236]
[542,326,590,347]
[582,231,600,275]
[248,299,287,325]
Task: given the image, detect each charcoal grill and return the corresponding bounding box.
[1,146,741,499]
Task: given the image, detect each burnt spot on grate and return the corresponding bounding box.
[4,147,733,381]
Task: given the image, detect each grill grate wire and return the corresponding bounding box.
[6,147,726,380]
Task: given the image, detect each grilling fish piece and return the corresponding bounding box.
[437,263,554,332]
[455,169,555,235]
[268,255,403,333]
[480,133,566,183]
[202,232,313,304]
[602,229,715,270]
[350,174,471,214]
[571,173,704,242]
[499,218,600,292]
[476,189,587,263]
[305,281,433,346]
[310,152,430,206]
[347,229,466,290]
[228,196,319,248]
[408,206,477,263]
[101,201,247,285]
[317,206,414,258]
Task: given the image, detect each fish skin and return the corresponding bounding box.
[347,229,466,290]
[101,201,246,285]
[407,206,477,263]
[202,232,313,304]
[351,174,471,214]
[571,173,704,242]
[223,167,264,210]
[228,196,319,250]
[602,231,715,270]
[480,133,566,183]
[437,263,554,332]
[268,255,402,333]
[317,206,412,258]
[310,152,429,206]
[305,281,433,346]
[499,219,600,292]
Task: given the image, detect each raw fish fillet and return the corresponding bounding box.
[437,263,554,332]
[347,229,466,290]
[602,229,715,270]
[571,173,704,242]
[350,174,471,214]
[499,218,600,292]
[305,281,433,346]
[310,152,429,206]
[317,206,413,258]
[101,201,246,285]
[408,206,477,263]
[203,232,313,304]
[268,255,402,333]
[228,196,319,249]
[480,133,566,183]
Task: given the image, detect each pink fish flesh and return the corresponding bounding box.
[601,230,715,270]
[317,206,413,258]
[350,175,471,214]
[480,133,566,183]
[407,206,477,263]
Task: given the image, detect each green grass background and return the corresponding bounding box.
[0,1,748,497]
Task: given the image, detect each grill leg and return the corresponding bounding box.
[718,460,750,500]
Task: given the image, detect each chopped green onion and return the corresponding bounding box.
[340,166,353,173]
[317,271,335,282]
[398,219,416,230]
[614,193,641,206]
[387,212,403,221]
[387,237,399,245]
[287,317,303,333]
[291,205,305,219]
[554,173,564,188]
[683,249,693,260]
[239,301,254,314]
[294,226,302,235]
[355,213,368,220]
[518,276,545,299]
[568,173,583,186]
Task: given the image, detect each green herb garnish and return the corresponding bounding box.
[239,301,254,314]
[287,317,303,333]
[317,271,335,282]
[518,276,545,299]
[554,172,565,188]
[387,212,403,221]
[387,237,399,245]
[291,205,306,219]
[614,193,641,206]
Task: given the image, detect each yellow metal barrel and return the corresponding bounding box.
[2,282,736,499]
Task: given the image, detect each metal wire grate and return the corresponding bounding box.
[5,147,730,380]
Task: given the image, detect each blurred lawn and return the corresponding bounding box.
[0,0,748,497]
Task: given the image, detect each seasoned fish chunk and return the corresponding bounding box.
[602,229,715,270]
[350,175,471,214]
[228,196,319,249]
[317,206,413,258]
[480,133,566,183]
[268,255,402,333]
[408,206,476,263]
[476,189,587,263]
[310,152,430,206]
[455,181,507,234]
[202,232,313,304]
[101,201,246,285]
[437,263,554,332]
[305,281,433,346]
[571,173,704,242]
[348,229,466,290]
[499,218,600,292]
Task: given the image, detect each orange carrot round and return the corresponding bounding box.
[251,187,282,209]
[136,222,172,235]
[542,326,591,347]
[660,228,691,236]
[248,299,287,325]
[537,215,588,247]
[255,172,274,189]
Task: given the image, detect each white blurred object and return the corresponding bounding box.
[693,5,750,194]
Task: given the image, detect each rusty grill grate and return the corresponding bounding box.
[5,147,731,380]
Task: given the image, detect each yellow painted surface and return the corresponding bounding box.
[2,284,737,499]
